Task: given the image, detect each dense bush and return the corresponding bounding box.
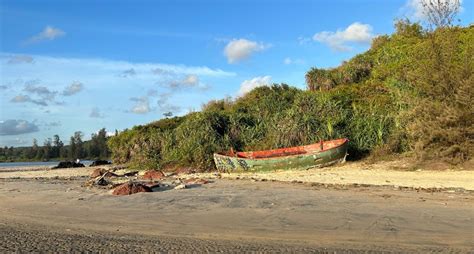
[305,21,473,163]
[109,83,398,170]
[403,26,474,163]
[109,22,473,170]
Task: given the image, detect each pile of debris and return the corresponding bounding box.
[112,182,152,195]
[83,168,211,196]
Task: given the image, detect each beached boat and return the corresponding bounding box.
[213,138,349,172]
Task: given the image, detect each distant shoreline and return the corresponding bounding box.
[0,160,95,168]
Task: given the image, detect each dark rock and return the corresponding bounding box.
[90,160,112,167]
[52,161,85,169]
[112,182,152,196]
[142,170,165,180]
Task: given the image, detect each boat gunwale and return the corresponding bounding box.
[214,138,349,161]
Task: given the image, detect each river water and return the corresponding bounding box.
[0,160,94,168]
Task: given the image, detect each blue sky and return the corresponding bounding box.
[0,0,472,147]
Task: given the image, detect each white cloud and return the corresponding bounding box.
[0,119,39,136]
[62,81,84,96]
[183,74,199,85]
[407,0,429,19]
[19,81,57,105]
[9,79,82,106]
[157,93,181,114]
[119,68,136,78]
[10,94,48,106]
[297,36,311,45]
[152,68,174,75]
[13,137,28,145]
[89,107,105,118]
[313,22,374,51]
[238,76,272,97]
[24,82,56,99]
[24,26,65,45]
[166,74,207,90]
[10,95,32,103]
[403,0,463,21]
[224,39,270,63]
[0,53,234,80]
[8,55,34,64]
[283,57,305,65]
[130,96,151,114]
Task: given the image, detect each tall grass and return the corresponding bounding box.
[109,83,398,170]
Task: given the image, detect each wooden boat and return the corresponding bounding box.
[213,138,349,172]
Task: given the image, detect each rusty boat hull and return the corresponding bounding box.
[213,138,349,172]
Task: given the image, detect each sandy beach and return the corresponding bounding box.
[2,159,473,190]
[0,161,473,252]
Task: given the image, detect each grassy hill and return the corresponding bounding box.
[108,21,473,171]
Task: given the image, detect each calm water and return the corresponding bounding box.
[0,160,94,168]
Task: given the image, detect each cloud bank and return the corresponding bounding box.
[0,120,39,136]
[0,53,234,79]
[8,79,67,107]
[2,53,235,113]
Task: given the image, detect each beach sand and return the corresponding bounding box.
[2,159,473,190]
[200,160,474,191]
[0,161,473,252]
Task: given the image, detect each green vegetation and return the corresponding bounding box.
[0,128,111,162]
[306,22,473,164]
[108,22,473,171]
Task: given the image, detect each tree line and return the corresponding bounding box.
[0,128,112,162]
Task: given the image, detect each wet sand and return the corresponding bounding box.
[0,176,473,253]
